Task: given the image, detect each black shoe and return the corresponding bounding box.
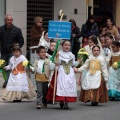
[47,100,52,104]
[36,105,42,109]
[91,101,98,106]
[85,100,91,103]
[43,104,47,108]
[60,101,64,108]
[3,82,7,88]
[13,100,21,102]
[110,97,115,101]
[63,105,69,110]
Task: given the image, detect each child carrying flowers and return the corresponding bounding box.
[2,46,36,102]
[108,41,120,100]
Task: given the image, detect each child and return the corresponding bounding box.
[2,46,36,101]
[108,41,120,100]
[38,31,51,51]
[47,40,79,109]
[105,33,115,50]
[99,35,111,63]
[74,45,108,106]
[30,46,55,109]
[47,41,56,56]
[47,41,57,81]
[77,35,98,86]
[84,35,98,56]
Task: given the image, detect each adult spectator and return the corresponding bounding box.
[69,19,81,60]
[0,14,24,88]
[30,16,44,47]
[101,17,119,39]
[81,15,99,47]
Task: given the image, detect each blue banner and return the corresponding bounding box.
[48,20,71,39]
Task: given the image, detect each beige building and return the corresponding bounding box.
[0,0,120,55]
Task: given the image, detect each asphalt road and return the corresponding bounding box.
[0,74,119,120]
[0,95,120,120]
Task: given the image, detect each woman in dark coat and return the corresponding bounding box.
[81,15,99,47]
[69,19,81,60]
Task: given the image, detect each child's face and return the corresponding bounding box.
[62,41,71,52]
[105,36,112,46]
[88,39,95,47]
[111,44,119,52]
[92,47,100,57]
[44,32,50,42]
[13,50,21,58]
[100,37,106,48]
[38,49,46,59]
[49,42,56,51]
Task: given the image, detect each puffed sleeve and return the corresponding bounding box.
[72,55,79,67]
[49,61,55,71]
[4,58,13,70]
[78,59,90,72]
[106,49,111,63]
[5,63,12,70]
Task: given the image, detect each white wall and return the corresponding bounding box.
[116,0,120,27]
[6,0,27,56]
[0,0,5,26]
[54,0,87,29]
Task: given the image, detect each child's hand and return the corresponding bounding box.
[29,68,33,72]
[73,67,78,72]
[56,52,59,58]
[77,58,82,63]
[72,34,76,37]
[3,67,7,70]
[55,62,59,66]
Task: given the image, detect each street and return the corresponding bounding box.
[0,75,120,120]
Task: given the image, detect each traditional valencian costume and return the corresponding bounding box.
[46,50,78,108]
[108,51,120,100]
[2,55,36,101]
[30,58,55,108]
[78,54,108,105]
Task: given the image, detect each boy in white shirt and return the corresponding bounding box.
[30,46,55,109]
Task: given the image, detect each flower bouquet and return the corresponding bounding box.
[112,62,120,70]
[22,60,32,68]
[76,48,88,68]
[0,59,7,81]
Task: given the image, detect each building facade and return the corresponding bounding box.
[0,0,119,55]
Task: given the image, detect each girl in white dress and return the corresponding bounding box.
[47,40,79,109]
[78,35,98,86]
[74,45,108,106]
[2,46,36,101]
